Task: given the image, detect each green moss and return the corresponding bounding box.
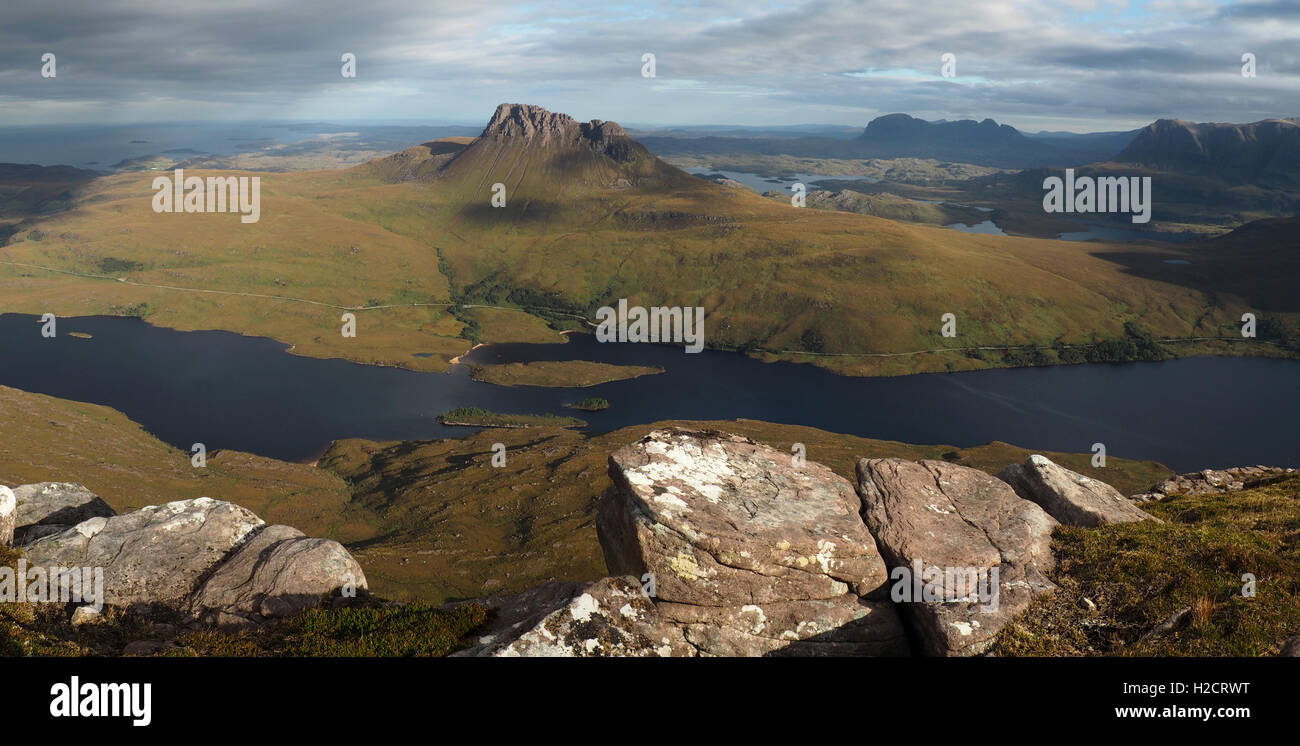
[167,602,488,657]
[279,602,488,657]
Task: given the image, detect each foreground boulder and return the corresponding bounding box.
[10,482,115,544]
[1130,466,1296,503]
[14,488,366,623]
[598,429,907,656]
[653,595,905,657]
[452,576,693,657]
[22,497,265,607]
[998,455,1155,527]
[857,458,1059,656]
[189,524,368,627]
[0,486,14,546]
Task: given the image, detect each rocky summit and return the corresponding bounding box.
[481,103,633,159]
[451,428,1155,657]
[8,431,1292,657]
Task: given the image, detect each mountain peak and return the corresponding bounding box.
[433,103,685,192]
[482,103,577,143]
[862,113,1023,140]
[481,103,630,153]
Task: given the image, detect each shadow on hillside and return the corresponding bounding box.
[457,199,565,227]
[1090,246,1300,313]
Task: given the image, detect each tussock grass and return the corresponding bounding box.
[995,476,1300,656]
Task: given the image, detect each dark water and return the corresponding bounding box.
[1,314,1296,472]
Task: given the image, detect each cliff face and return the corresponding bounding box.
[478,103,634,161]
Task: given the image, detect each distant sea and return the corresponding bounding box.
[0,121,478,170]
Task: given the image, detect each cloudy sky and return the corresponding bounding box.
[0,0,1295,132]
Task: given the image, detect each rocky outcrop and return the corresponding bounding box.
[452,577,693,657]
[601,429,891,604]
[479,103,638,161]
[188,524,368,628]
[463,431,1093,657]
[0,486,14,546]
[7,486,367,624]
[22,497,264,607]
[653,595,904,657]
[1130,466,1296,503]
[998,455,1155,526]
[10,482,115,544]
[598,429,907,656]
[856,458,1059,656]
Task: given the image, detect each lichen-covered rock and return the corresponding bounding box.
[1130,466,1296,503]
[600,428,891,606]
[856,458,1059,657]
[998,455,1155,527]
[188,524,368,627]
[594,429,904,656]
[0,486,15,546]
[22,497,264,608]
[452,576,694,657]
[656,595,908,657]
[12,482,114,527]
[10,482,115,545]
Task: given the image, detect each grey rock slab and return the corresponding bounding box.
[22,497,264,608]
[857,458,1059,656]
[188,524,368,626]
[998,455,1155,527]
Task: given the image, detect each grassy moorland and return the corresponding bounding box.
[316,419,1171,603]
[1,109,1294,379]
[996,475,1300,656]
[0,384,375,542]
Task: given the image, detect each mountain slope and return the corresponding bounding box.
[1,103,1295,377]
[1115,118,1300,185]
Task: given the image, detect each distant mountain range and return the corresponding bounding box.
[1115,118,1300,186]
[640,113,1142,168]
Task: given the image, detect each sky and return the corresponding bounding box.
[0,0,1296,132]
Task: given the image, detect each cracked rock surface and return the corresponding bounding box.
[596,428,906,656]
[857,458,1058,656]
[22,496,264,607]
